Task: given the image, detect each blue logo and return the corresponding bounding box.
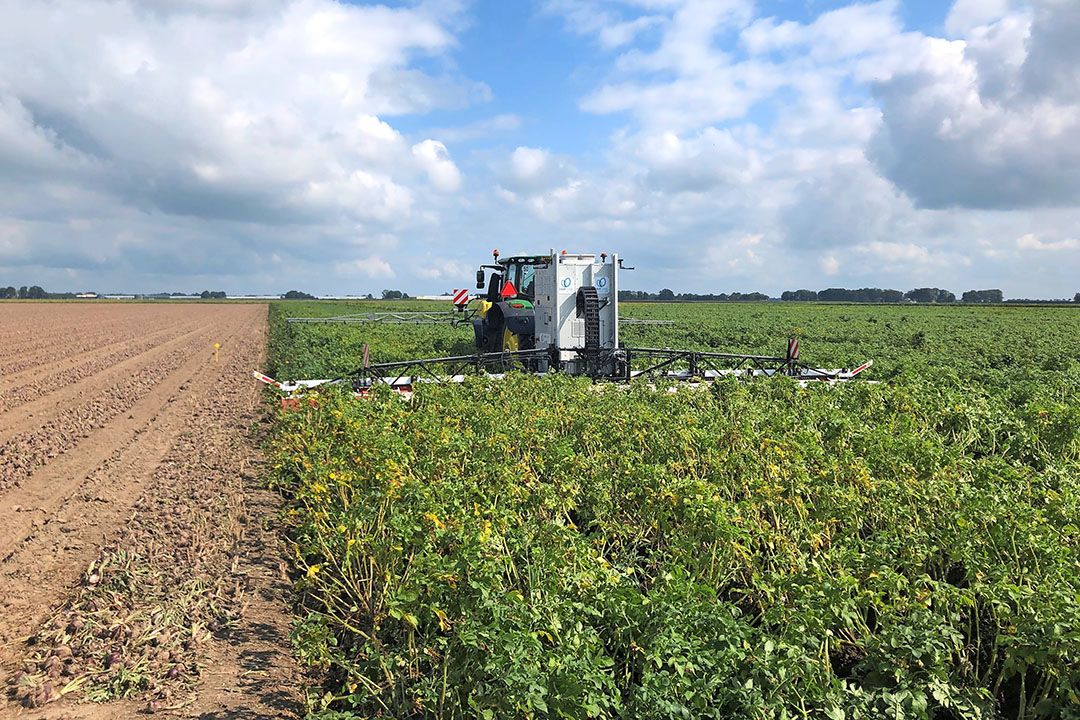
[597,277,607,288]
[561,277,572,288]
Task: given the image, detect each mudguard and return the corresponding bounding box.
[496,301,535,337]
[470,318,485,348]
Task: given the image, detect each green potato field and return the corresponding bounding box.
[266,301,1080,719]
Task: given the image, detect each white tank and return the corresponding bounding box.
[532,252,619,375]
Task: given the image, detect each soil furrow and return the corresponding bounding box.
[0,321,193,402]
[0,316,229,446]
[0,303,298,719]
[0,309,257,623]
[0,312,246,496]
[0,309,181,367]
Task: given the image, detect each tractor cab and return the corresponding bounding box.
[478,253,548,303]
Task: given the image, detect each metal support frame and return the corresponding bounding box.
[344,343,857,388]
[618,317,675,326]
[286,312,673,327]
[286,311,468,325]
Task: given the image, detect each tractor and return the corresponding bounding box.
[259,249,872,397]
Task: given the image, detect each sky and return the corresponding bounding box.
[1,0,1079,297]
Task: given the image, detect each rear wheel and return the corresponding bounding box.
[501,327,518,351]
[499,328,538,371]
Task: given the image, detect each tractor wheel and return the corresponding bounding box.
[501,327,519,352]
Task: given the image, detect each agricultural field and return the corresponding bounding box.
[0,302,299,718]
[268,301,1080,719]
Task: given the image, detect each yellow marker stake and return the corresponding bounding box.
[215,343,220,363]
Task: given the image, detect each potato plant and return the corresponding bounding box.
[267,302,1080,719]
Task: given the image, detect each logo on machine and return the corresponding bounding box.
[596,277,608,293]
[560,277,573,290]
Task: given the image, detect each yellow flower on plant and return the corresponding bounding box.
[307,564,320,578]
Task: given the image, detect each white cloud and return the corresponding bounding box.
[859,241,932,264]
[946,0,1013,36]
[412,140,463,193]
[3,0,1080,299]
[1016,233,1080,251]
[428,114,521,143]
[545,0,664,49]
[869,1,1080,209]
[742,0,903,62]
[335,255,395,279]
[414,258,471,280]
[511,147,551,182]
[526,0,1080,297]
[0,0,479,287]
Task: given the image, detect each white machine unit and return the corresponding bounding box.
[533,252,618,375]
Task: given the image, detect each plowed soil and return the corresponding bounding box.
[0,303,300,719]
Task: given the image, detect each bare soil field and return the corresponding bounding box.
[0,303,300,719]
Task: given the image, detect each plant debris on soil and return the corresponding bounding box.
[0,303,301,719]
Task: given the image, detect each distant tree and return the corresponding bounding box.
[18,286,28,299]
[1074,292,1080,303]
[819,288,904,303]
[365,293,374,300]
[200,290,211,299]
[905,288,939,303]
[962,289,1004,303]
[657,288,676,301]
[781,289,818,302]
[1,286,15,299]
[904,288,956,303]
[618,290,651,301]
[27,285,46,299]
[283,290,315,300]
[381,289,404,300]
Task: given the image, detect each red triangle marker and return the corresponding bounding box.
[500,280,517,299]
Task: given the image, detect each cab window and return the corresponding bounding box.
[516,264,536,299]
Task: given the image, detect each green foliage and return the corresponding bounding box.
[266,301,1080,719]
[269,300,1080,382]
[267,301,473,379]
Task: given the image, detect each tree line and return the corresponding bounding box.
[620,287,1080,304]
[619,289,769,302]
[2,285,75,299]
[1,286,229,299]
[782,288,1008,303]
